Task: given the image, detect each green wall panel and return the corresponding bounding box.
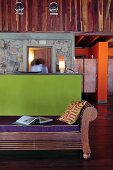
[0,75,82,116]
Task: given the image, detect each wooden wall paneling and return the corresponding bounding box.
[63,0,69,31]
[103,0,108,31]
[107,12,111,32]
[71,0,76,31]
[18,15,22,32]
[50,0,58,31]
[38,0,43,31]
[77,0,82,31]
[19,0,26,32]
[52,14,58,31]
[98,0,103,32]
[32,0,38,31]
[110,0,113,31]
[103,0,107,31]
[50,0,56,31]
[62,0,66,31]
[31,0,37,31]
[46,0,55,31]
[25,0,28,31]
[107,0,112,32]
[21,0,27,32]
[66,0,71,31]
[103,0,111,32]
[27,0,33,31]
[87,0,93,32]
[10,0,17,32]
[42,0,47,32]
[0,0,3,31]
[81,0,88,32]
[74,0,77,31]
[57,0,62,31]
[105,0,111,20]
[2,0,8,31]
[20,14,25,32]
[92,0,98,32]
[47,0,51,31]
[49,13,56,31]
[7,0,11,31]
[0,0,113,32]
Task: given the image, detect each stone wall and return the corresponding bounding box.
[0,33,74,73]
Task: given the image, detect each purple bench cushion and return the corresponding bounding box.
[0,116,80,132]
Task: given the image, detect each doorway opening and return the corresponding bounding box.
[27,46,52,73]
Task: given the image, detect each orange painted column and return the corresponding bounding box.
[75,43,108,103]
[97,42,108,103]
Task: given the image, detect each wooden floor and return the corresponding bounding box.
[0,98,113,170]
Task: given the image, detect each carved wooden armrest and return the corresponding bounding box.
[80,106,98,159]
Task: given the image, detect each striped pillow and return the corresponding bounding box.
[58,100,87,125]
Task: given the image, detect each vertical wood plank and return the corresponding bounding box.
[0,0,3,31]
[103,0,111,32]
[2,0,8,31]
[71,0,76,31]
[98,0,103,31]
[105,0,111,19]
[62,0,66,31]
[50,0,59,31]
[81,0,87,32]
[103,0,107,31]
[7,0,11,31]
[42,0,47,31]
[77,0,82,31]
[66,0,71,31]
[20,0,26,32]
[110,0,113,31]
[19,0,24,32]
[55,0,61,31]
[92,0,98,32]
[74,0,77,31]
[46,0,51,31]
[27,0,33,31]
[87,0,93,32]
[31,0,37,31]
[10,0,17,31]
[58,0,63,31]
[25,0,28,31]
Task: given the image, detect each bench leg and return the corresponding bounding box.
[83,153,91,159]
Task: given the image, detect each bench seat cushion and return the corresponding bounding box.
[0,116,79,132]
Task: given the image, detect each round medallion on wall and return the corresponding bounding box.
[49,2,58,15]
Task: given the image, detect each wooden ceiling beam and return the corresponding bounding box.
[86,36,100,46]
[75,36,84,45]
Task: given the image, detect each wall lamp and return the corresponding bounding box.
[58,55,65,73]
[15,2,24,15]
[49,2,58,15]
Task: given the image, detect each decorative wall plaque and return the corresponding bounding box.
[49,2,58,15]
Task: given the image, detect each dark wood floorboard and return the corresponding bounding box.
[0,98,113,170]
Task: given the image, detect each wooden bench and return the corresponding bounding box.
[0,106,97,159]
[0,74,97,159]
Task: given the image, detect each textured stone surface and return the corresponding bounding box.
[0,39,72,73]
